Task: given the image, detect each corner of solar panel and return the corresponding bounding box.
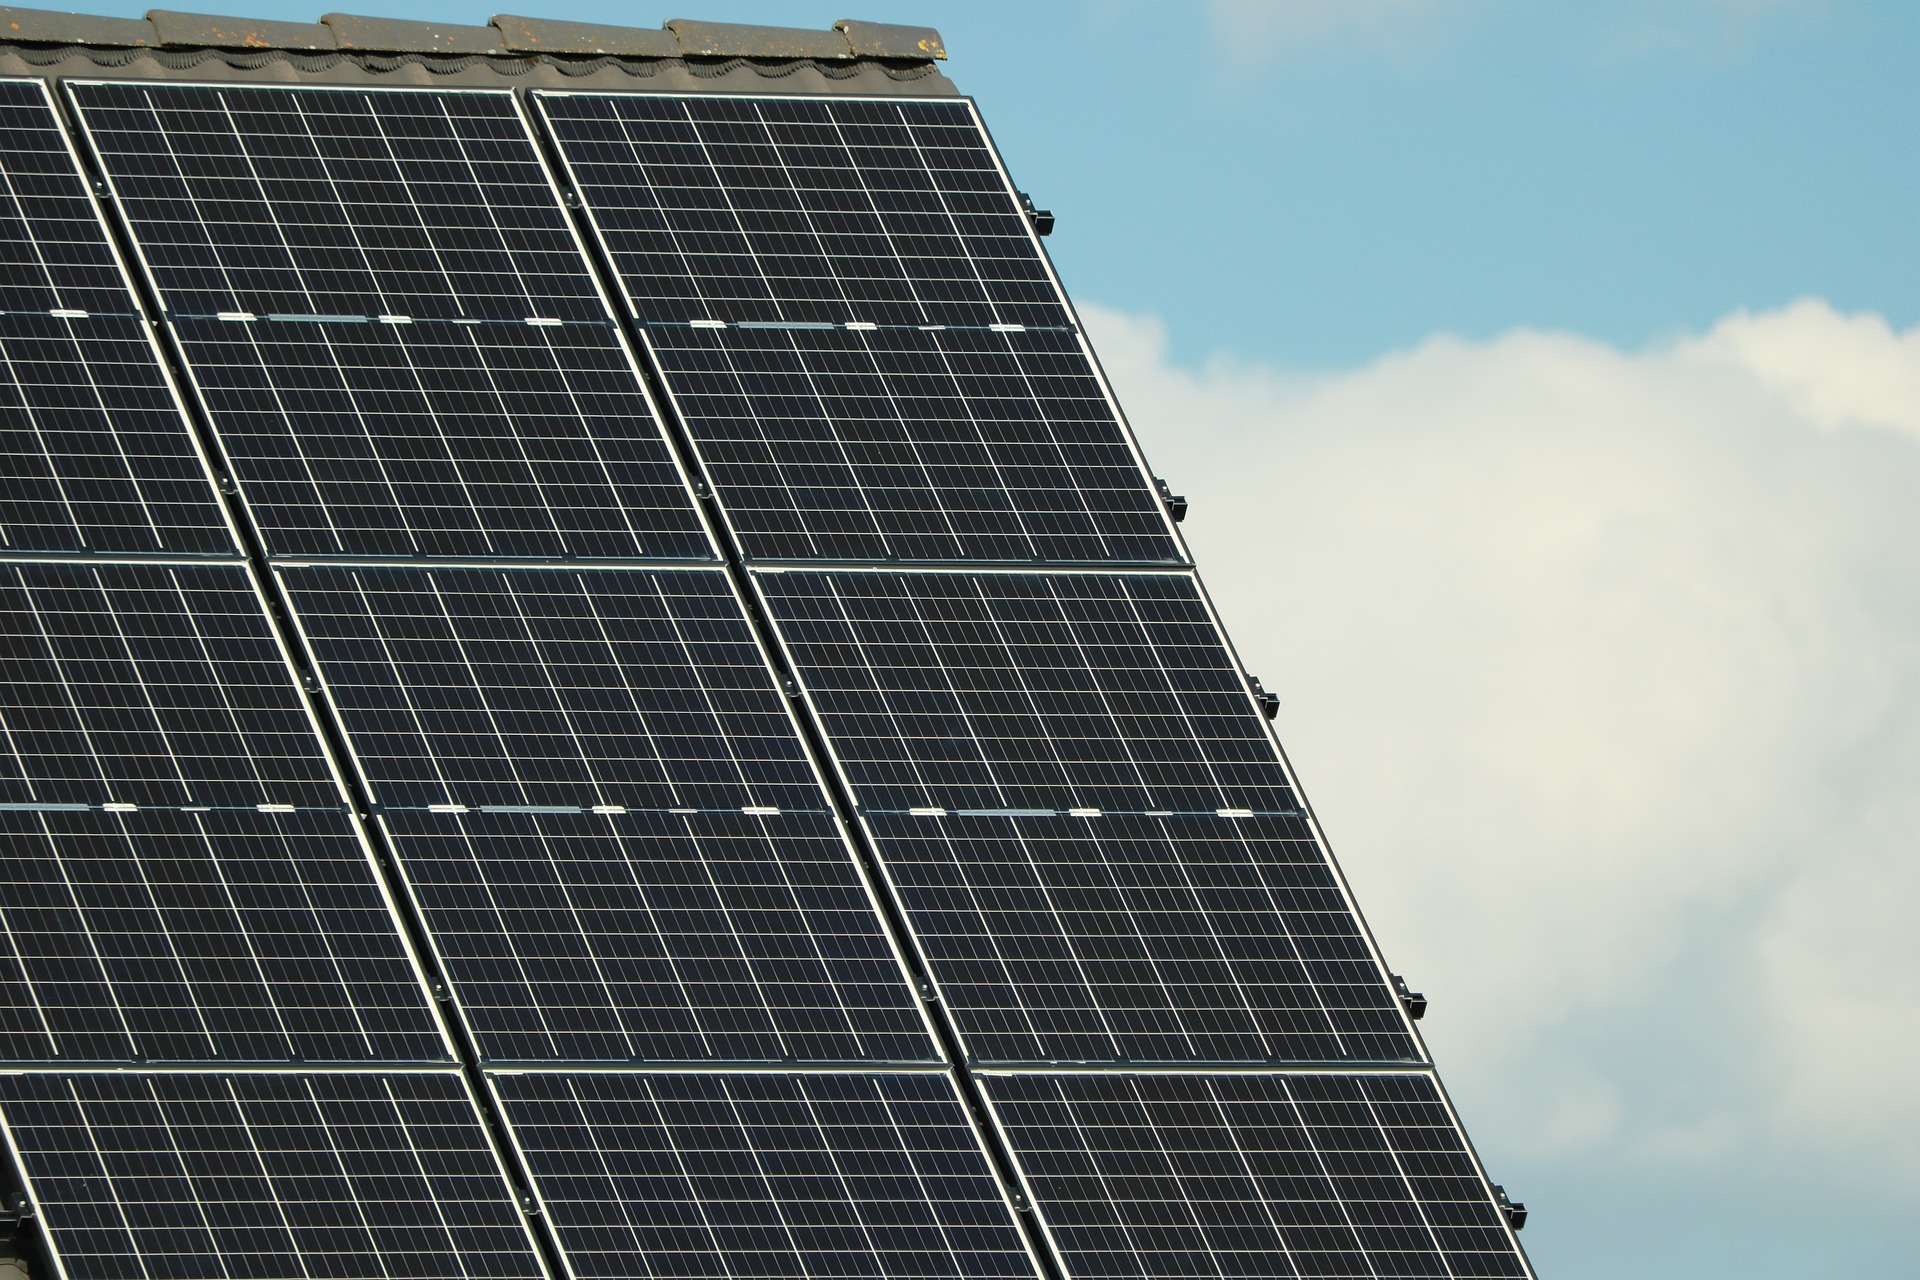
[0,12,1534,1280]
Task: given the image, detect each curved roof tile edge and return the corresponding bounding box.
[0,6,945,63]
[0,39,956,93]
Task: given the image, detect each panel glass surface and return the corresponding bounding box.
[0,561,342,812]
[0,807,443,1064]
[0,1071,545,1280]
[279,564,932,1063]
[0,80,229,556]
[68,81,708,561]
[494,1071,1039,1280]
[536,92,1176,566]
[985,1073,1528,1280]
[757,570,1415,1065]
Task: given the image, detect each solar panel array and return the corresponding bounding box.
[0,70,1530,1280]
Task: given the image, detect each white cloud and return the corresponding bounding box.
[1087,299,1920,1195]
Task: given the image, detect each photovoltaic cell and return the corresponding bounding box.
[0,806,444,1064]
[67,81,709,561]
[493,1071,1040,1280]
[0,1071,546,1280]
[756,570,1414,1065]
[984,1072,1528,1280]
[535,92,1177,566]
[279,564,932,1063]
[0,561,342,812]
[0,79,230,556]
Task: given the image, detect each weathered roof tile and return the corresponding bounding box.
[321,13,503,55]
[666,18,852,60]
[147,8,337,49]
[835,19,944,60]
[489,14,676,57]
[0,6,157,45]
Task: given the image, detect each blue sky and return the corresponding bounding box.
[79,2,1919,1276]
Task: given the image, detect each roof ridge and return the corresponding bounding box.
[0,6,945,62]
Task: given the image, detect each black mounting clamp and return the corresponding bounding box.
[1247,676,1280,720]
[1154,476,1188,523]
[1391,973,1427,1020]
[1017,191,1054,236]
[0,1190,30,1223]
[1491,1184,1527,1231]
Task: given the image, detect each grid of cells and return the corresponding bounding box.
[278,563,932,1064]
[756,570,1299,816]
[0,1071,545,1280]
[279,564,836,814]
[754,569,1413,1064]
[68,81,709,561]
[536,91,1176,566]
[0,561,344,813]
[0,79,231,556]
[985,1073,1528,1280]
[0,806,445,1065]
[492,1071,1040,1280]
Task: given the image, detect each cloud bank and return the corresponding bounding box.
[1086,299,1920,1264]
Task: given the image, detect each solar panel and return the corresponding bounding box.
[67,81,710,562]
[0,806,446,1065]
[754,569,1414,1065]
[491,1070,1041,1280]
[0,1070,547,1280]
[534,92,1178,566]
[0,79,231,557]
[0,561,344,812]
[983,1072,1528,1280]
[278,563,933,1064]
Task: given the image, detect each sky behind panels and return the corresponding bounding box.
[81,1,1920,1275]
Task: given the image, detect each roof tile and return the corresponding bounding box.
[666,18,852,60]
[321,13,504,55]
[0,6,156,45]
[490,14,676,57]
[146,9,337,49]
[835,19,944,60]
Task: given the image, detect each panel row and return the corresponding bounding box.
[2,79,1182,570]
[0,1069,1521,1280]
[6,80,1188,572]
[0,557,1413,1068]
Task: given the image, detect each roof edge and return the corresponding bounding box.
[0,6,946,66]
